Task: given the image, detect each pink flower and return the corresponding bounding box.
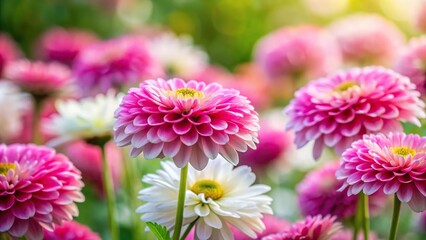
[329,13,404,66]
[285,66,425,160]
[336,132,426,212]
[0,144,84,240]
[330,228,379,240]
[297,162,387,220]
[262,215,342,240]
[37,27,99,66]
[416,2,426,32]
[3,60,71,97]
[114,78,259,170]
[73,36,163,96]
[0,33,20,76]
[43,221,100,240]
[417,211,426,232]
[394,36,426,97]
[254,25,341,81]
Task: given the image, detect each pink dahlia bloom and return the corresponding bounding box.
[254,25,341,81]
[0,144,84,240]
[262,215,342,240]
[0,33,20,76]
[330,228,378,240]
[43,221,100,240]
[114,78,259,170]
[394,36,426,96]
[285,66,425,160]
[297,162,387,220]
[329,13,404,66]
[337,132,426,212]
[73,36,163,96]
[37,27,99,66]
[3,60,72,97]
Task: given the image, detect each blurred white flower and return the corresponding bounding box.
[149,33,208,78]
[137,157,273,240]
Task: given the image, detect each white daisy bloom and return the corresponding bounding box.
[46,91,123,146]
[137,156,273,240]
[149,33,208,78]
[0,81,30,141]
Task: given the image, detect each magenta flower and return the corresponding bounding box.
[329,13,404,66]
[114,78,259,170]
[285,66,425,159]
[330,228,379,240]
[262,215,342,240]
[254,25,341,81]
[73,36,163,96]
[337,132,426,212]
[43,221,100,240]
[297,162,387,220]
[394,36,426,96]
[3,60,71,97]
[37,27,98,66]
[0,33,20,76]
[0,144,84,239]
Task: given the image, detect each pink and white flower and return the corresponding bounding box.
[43,221,100,240]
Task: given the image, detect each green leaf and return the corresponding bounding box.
[146,222,172,240]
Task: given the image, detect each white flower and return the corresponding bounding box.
[46,91,123,146]
[149,33,208,77]
[0,81,30,141]
[137,157,273,240]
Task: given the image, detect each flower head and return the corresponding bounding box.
[43,221,100,240]
[0,144,84,239]
[138,157,272,240]
[0,33,20,76]
[114,78,259,170]
[330,228,379,240]
[329,13,404,66]
[73,36,162,96]
[285,66,425,159]
[254,25,341,81]
[262,215,342,240]
[337,132,426,212]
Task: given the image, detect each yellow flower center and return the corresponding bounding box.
[168,88,204,100]
[0,163,16,175]
[390,147,417,157]
[190,179,224,200]
[334,81,359,93]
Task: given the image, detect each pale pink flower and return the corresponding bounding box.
[254,25,341,81]
[37,27,99,66]
[262,215,342,240]
[73,36,163,96]
[43,221,100,240]
[114,78,259,170]
[285,66,425,159]
[0,144,84,239]
[329,13,404,66]
[337,132,426,212]
[416,2,426,32]
[330,228,379,240]
[0,33,20,76]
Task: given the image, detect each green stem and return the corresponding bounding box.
[32,98,44,144]
[0,233,9,240]
[180,217,200,240]
[172,164,189,240]
[123,152,141,240]
[360,193,370,240]
[100,144,119,240]
[353,195,363,240]
[389,195,401,240]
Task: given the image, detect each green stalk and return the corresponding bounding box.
[32,98,44,144]
[359,193,370,240]
[353,195,362,240]
[100,144,119,240]
[172,164,189,240]
[180,217,200,240]
[123,152,141,240]
[388,195,401,240]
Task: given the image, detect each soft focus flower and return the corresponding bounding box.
[46,91,123,146]
[285,66,425,159]
[73,36,162,96]
[3,60,72,98]
[394,36,426,96]
[0,33,20,76]
[0,144,84,239]
[416,2,426,32]
[417,211,426,232]
[43,221,101,240]
[337,132,426,212]
[0,81,30,142]
[149,33,208,78]
[297,162,386,220]
[330,228,378,240]
[137,157,273,240]
[114,78,259,170]
[262,215,341,240]
[254,25,341,81]
[329,13,404,66]
[37,27,99,66]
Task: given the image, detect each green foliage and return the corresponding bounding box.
[146,222,171,240]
